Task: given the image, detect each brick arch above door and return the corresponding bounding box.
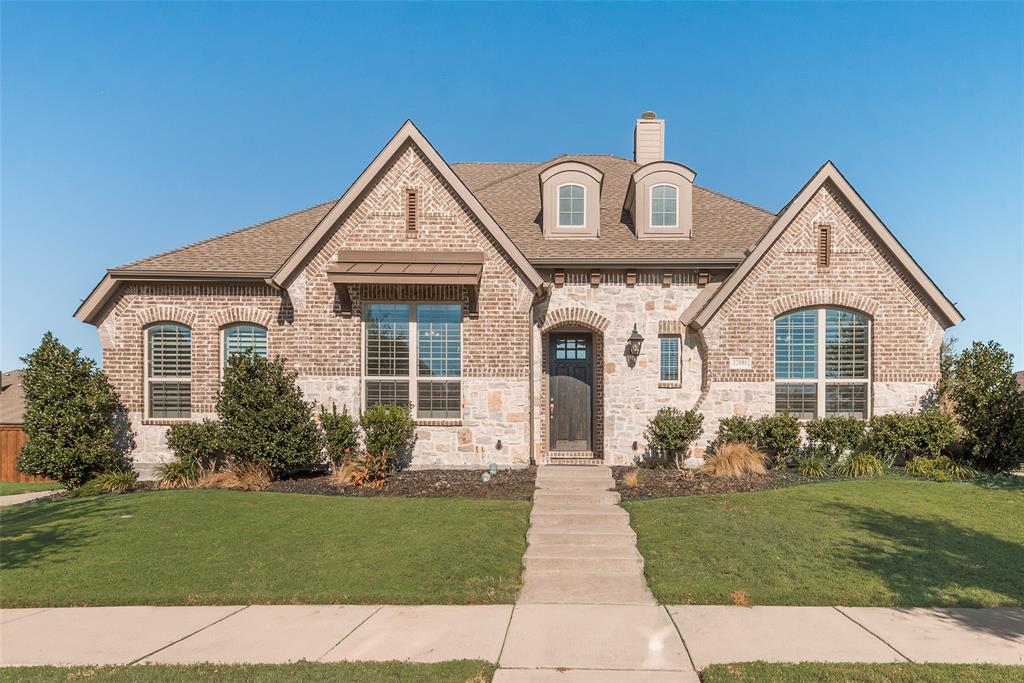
[539,306,611,333]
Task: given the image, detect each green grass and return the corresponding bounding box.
[700,662,1023,682]
[3,661,495,682]
[0,481,60,496]
[624,477,1024,607]
[0,490,529,607]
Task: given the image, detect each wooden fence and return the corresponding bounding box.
[0,425,51,483]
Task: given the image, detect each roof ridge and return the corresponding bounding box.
[694,183,776,216]
[115,197,338,271]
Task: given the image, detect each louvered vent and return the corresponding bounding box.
[405,189,418,237]
[817,226,831,267]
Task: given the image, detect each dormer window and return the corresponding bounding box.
[651,184,678,227]
[539,161,603,238]
[558,184,586,227]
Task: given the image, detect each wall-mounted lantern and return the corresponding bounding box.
[626,323,644,368]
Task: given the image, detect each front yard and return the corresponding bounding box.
[701,663,1024,682]
[625,477,1024,607]
[0,490,530,607]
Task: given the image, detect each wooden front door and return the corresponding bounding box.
[549,333,593,451]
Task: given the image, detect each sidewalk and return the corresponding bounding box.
[0,490,58,507]
[3,604,1022,676]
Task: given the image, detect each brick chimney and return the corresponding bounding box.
[633,111,664,165]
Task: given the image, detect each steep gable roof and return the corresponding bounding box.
[686,161,964,329]
[271,120,544,290]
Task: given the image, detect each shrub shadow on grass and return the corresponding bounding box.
[0,496,130,571]
[826,502,1024,628]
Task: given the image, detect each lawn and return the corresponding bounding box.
[0,490,530,607]
[624,477,1024,607]
[2,661,495,682]
[0,481,60,496]
[700,662,1023,682]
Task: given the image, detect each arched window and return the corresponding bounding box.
[146,322,192,419]
[651,184,678,227]
[558,184,585,227]
[775,308,870,419]
[223,323,268,368]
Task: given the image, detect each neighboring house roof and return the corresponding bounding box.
[455,155,776,264]
[685,161,965,330]
[1016,371,1024,392]
[1,370,26,425]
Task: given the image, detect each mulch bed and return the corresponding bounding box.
[266,467,537,500]
[612,466,818,500]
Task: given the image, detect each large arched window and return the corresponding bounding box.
[146,322,192,419]
[558,184,585,227]
[775,308,870,419]
[650,184,678,227]
[223,323,268,368]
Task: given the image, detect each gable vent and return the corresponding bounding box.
[405,188,419,237]
[817,225,831,267]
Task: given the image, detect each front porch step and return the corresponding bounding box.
[527,529,637,547]
[530,511,628,527]
[535,477,614,491]
[537,466,612,479]
[533,490,621,505]
[524,546,644,573]
[518,570,655,605]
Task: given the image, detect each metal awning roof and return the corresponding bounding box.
[326,250,485,285]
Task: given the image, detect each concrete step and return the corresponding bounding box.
[494,669,698,683]
[530,512,629,529]
[533,490,621,505]
[527,529,637,547]
[537,466,612,479]
[535,477,614,491]
[531,506,627,518]
[524,546,644,573]
[518,570,656,605]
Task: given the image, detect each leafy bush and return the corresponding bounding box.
[78,469,139,496]
[644,407,704,469]
[321,404,360,467]
[217,352,325,474]
[947,341,1024,472]
[863,413,917,465]
[166,420,225,470]
[711,416,759,451]
[805,416,865,462]
[158,460,198,489]
[833,452,883,478]
[16,332,132,487]
[913,410,959,458]
[756,413,802,465]
[796,453,828,478]
[701,443,767,478]
[360,404,416,470]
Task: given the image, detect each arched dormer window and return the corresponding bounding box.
[539,161,603,237]
[558,184,586,227]
[651,184,678,227]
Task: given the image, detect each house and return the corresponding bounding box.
[75,114,963,476]
[1,369,37,483]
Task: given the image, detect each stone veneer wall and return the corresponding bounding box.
[533,271,705,466]
[97,142,534,476]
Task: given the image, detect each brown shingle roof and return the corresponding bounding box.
[1,370,25,425]
[114,155,775,275]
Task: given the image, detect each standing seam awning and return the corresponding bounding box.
[326,250,485,285]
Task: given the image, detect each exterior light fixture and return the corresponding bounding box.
[626,323,645,367]
[495,439,503,450]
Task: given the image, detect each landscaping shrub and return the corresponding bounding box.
[805,416,866,463]
[78,469,140,496]
[833,452,883,478]
[711,416,759,451]
[332,451,392,489]
[947,341,1024,472]
[217,352,325,474]
[701,443,767,478]
[796,453,828,478]
[166,420,225,471]
[904,456,936,478]
[321,404,360,467]
[360,404,416,470]
[913,410,959,458]
[158,460,198,489]
[16,332,132,487]
[198,459,272,491]
[906,455,974,482]
[756,412,802,465]
[643,407,704,469]
[863,413,917,465]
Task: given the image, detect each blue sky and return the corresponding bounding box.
[2,2,1022,370]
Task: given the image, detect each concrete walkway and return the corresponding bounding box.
[520,465,654,605]
[0,489,58,507]
[2,605,1021,673]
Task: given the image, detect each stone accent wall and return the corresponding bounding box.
[97,142,534,475]
[697,181,946,445]
[533,271,705,466]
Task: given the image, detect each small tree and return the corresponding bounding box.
[17,332,131,487]
[321,404,360,467]
[947,341,1024,472]
[644,407,704,469]
[217,352,324,474]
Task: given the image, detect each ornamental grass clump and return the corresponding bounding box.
[701,443,768,478]
[905,455,974,482]
[198,459,272,491]
[796,453,829,478]
[78,469,140,496]
[833,452,884,478]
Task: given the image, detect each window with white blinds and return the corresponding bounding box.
[223,323,268,367]
[660,335,680,382]
[364,303,462,419]
[146,323,192,419]
[775,308,870,419]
